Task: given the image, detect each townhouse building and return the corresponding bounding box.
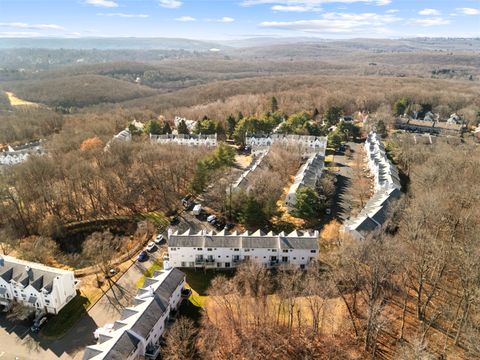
[150,133,217,147]
[83,266,186,360]
[343,131,402,239]
[168,229,319,269]
[0,255,76,315]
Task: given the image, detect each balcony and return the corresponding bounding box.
[194,258,205,265]
[145,343,161,359]
[205,259,216,267]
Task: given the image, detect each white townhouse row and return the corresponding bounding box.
[246,134,327,154]
[150,133,217,147]
[343,131,402,240]
[83,266,186,360]
[364,131,401,191]
[285,152,326,210]
[230,150,269,193]
[0,255,76,315]
[168,229,319,269]
[0,141,44,166]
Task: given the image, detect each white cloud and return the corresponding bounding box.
[411,17,450,26]
[243,0,392,7]
[386,9,399,13]
[175,16,196,22]
[418,8,440,16]
[97,13,149,18]
[260,12,400,33]
[0,22,64,30]
[272,4,321,12]
[456,7,480,15]
[217,17,235,23]
[84,0,118,8]
[158,0,182,8]
[0,31,41,37]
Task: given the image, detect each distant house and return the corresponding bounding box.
[246,134,327,154]
[0,140,44,166]
[150,133,217,147]
[168,229,319,269]
[83,267,186,360]
[0,255,76,315]
[174,116,197,132]
[396,118,464,136]
[447,113,461,125]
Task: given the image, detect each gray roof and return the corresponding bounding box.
[103,331,140,360]
[0,258,59,293]
[355,217,380,233]
[169,235,203,248]
[280,237,318,250]
[83,348,103,360]
[169,231,319,250]
[130,295,168,338]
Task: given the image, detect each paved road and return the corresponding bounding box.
[330,141,361,222]
[0,249,163,360]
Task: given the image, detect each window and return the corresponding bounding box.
[282,256,288,263]
[234,248,239,252]
[293,257,297,260]
[197,248,202,251]
[226,255,229,258]
[225,262,231,268]
[282,249,289,253]
[207,248,212,251]
[181,262,186,267]
[244,249,250,252]
[310,250,317,253]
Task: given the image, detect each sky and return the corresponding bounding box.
[0,0,479,40]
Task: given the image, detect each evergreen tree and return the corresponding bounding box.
[177,120,189,135]
[226,114,237,138]
[293,187,323,221]
[239,196,267,229]
[376,120,387,138]
[162,122,172,134]
[271,96,278,113]
[393,97,409,116]
[144,120,163,135]
[323,106,343,126]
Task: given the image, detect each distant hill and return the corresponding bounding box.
[0,37,228,51]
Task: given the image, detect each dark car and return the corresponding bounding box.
[138,251,148,262]
[224,223,235,231]
[169,216,180,226]
[214,219,226,230]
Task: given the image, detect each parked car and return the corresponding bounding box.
[192,204,202,216]
[224,223,235,231]
[207,214,217,223]
[169,216,180,226]
[182,194,194,209]
[197,212,208,221]
[154,234,164,245]
[146,242,156,252]
[214,219,225,230]
[138,251,148,262]
[31,316,47,333]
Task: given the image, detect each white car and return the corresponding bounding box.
[146,242,156,252]
[154,234,164,244]
[207,214,217,223]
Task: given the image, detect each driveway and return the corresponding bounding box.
[0,250,163,360]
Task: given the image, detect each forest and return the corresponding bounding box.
[0,37,480,359]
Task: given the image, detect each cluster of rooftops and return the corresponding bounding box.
[286,152,326,209]
[83,267,185,360]
[0,256,63,294]
[246,134,327,152]
[343,131,402,239]
[231,149,269,192]
[168,229,319,250]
